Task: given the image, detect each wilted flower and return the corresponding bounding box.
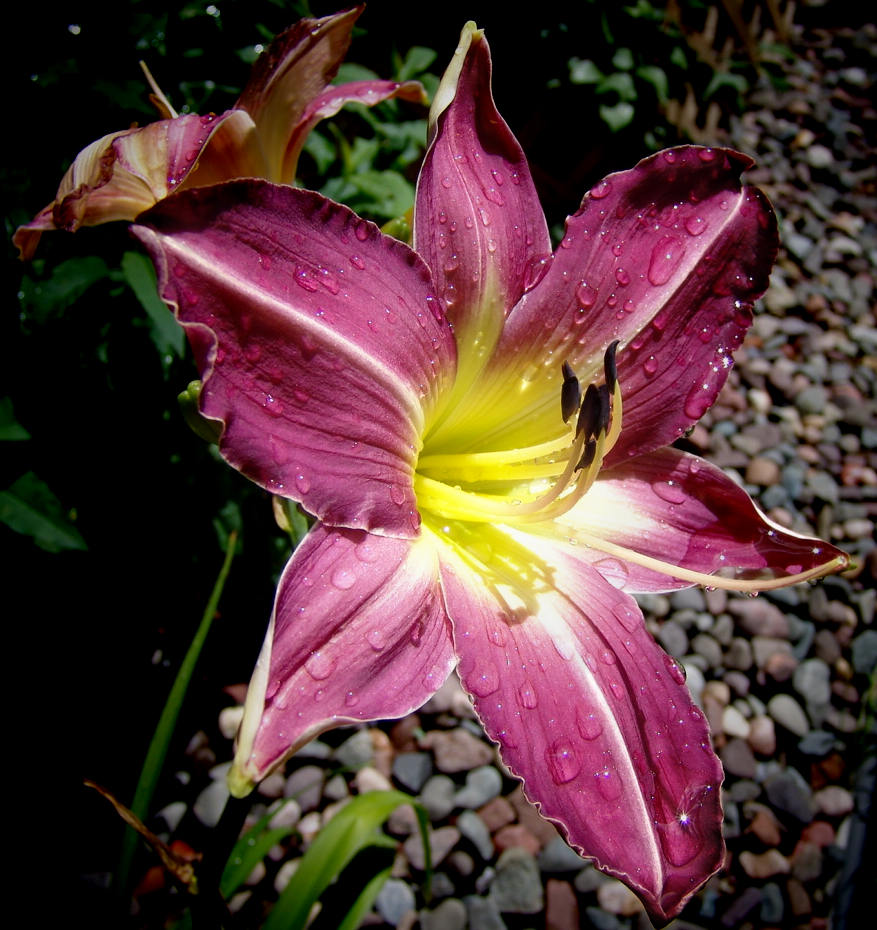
[132,22,848,924]
[14,6,424,259]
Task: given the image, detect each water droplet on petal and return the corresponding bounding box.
[647,235,685,286]
[593,758,622,801]
[546,741,581,784]
[295,265,319,292]
[344,690,359,707]
[613,603,640,632]
[349,255,365,270]
[295,473,311,494]
[576,282,598,309]
[517,679,538,709]
[615,268,630,286]
[304,650,335,680]
[684,215,708,236]
[643,355,659,376]
[589,179,611,199]
[366,629,386,651]
[469,661,499,697]
[331,567,356,590]
[651,479,687,505]
[663,653,687,685]
[576,709,603,740]
[390,485,406,506]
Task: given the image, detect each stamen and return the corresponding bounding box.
[603,340,619,393]
[576,383,601,439]
[561,361,581,423]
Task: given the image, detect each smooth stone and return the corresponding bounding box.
[375,878,416,926]
[813,785,854,816]
[851,629,877,674]
[692,632,723,667]
[671,587,706,611]
[764,768,815,823]
[419,775,457,820]
[657,619,688,657]
[405,825,460,871]
[723,705,751,739]
[421,898,467,930]
[193,774,230,828]
[545,878,579,930]
[538,836,590,872]
[421,728,494,773]
[798,730,838,756]
[574,864,606,893]
[720,885,763,924]
[793,658,831,706]
[767,693,810,737]
[729,598,790,637]
[753,637,794,670]
[739,848,790,878]
[463,895,507,930]
[745,803,783,845]
[284,765,325,813]
[760,882,785,923]
[333,728,373,768]
[725,637,753,671]
[494,824,541,855]
[489,847,543,914]
[747,715,777,756]
[596,879,643,916]
[454,765,503,809]
[791,841,823,882]
[457,810,494,859]
[393,752,433,793]
[478,796,516,832]
[584,907,622,930]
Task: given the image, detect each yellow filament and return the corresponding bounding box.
[418,431,575,472]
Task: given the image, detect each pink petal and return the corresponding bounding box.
[478,146,776,453]
[437,531,723,924]
[414,25,550,364]
[231,523,455,790]
[133,181,456,535]
[567,447,849,592]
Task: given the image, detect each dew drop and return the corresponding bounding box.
[294,265,319,292]
[517,679,538,709]
[697,148,717,162]
[390,485,406,506]
[612,241,624,257]
[355,539,380,563]
[576,709,603,740]
[304,650,335,680]
[366,629,386,651]
[349,254,365,270]
[613,603,640,632]
[615,267,630,286]
[344,690,358,707]
[651,479,687,505]
[354,220,370,241]
[440,176,452,189]
[684,215,707,236]
[643,355,659,376]
[576,282,598,309]
[589,179,611,199]
[593,760,622,801]
[683,383,713,420]
[295,472,311,494]
[546,741,581,784]
[469,662,499,697]
[600,649,617,666]
[647,235,685,286]
[608,680,625,700]
[663,653,687,685]
[331,567,356,590]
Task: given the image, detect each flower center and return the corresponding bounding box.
[414,343,622,527]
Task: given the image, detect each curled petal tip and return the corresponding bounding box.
[227,765,256,799]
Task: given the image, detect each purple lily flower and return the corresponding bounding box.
[132,23,848,924]
[14,6,424,259]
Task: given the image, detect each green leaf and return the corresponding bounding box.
[612,47,634,71]
[0,472,86,552]
[596,71,637,103]
[301,129,338,176]
[397,46,437,81]
[635,65,669,104]
[670,46,688,70]
[600,101,636,132]
[19,256,110,323]
[336,866,393,930]
[568,57,603,85]
[264,791,429,930]
[335,62,379,83]
[221,804,296,898]
[0,397,30,441]
[121,251,185,360]
[704,70,749,100]
[345,170,415,220]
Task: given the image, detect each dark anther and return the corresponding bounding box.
[561,361,581,423]
[603,340,619,393]
[597,383,611,434]
[575,438,597,472]
[576,383,601,440]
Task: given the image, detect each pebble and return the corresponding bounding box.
[464,895,507,930]
[728,597,790,637]
[767,693,810,736]
[283,765,326,813]
[478,796,516,832]
[538,836,590,872]
[657,619,689,657]
[739,848,790,878]
[790,841,823,882]
[489,847,544,914]
[764,768,815,823]
[457,810,494,859]
[454,765,503,809]
[746,803,783,845]
[393,752,433,793]
[419,775,457,820]
[420,898,467,930]
[545,878,579,930]
[813,785,854,816]
[851,629,877,674]
[420,728,494,772]
[760,882,785,924]
[333,728,373,768]
[747,715,777,755]
[720,738,757,778]
[404,825,460,871]
[376,878,416,926]
[494,824,541,855]
[596,878,643,916]
[722,705,751,739]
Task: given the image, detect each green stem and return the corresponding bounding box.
[116,530,239,900]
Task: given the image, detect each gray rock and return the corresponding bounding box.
[852,629,877,675]
[457,810,494,860]
[657,619,688,657]
[421,898,467,930]
[405,825,460,871]
[393,752,433,793]
[489,848,543,914]
[375,878,416,926]
[538,836,590,872]
[760,882,785,924]
[464,895,507,930]
[764,768,815,823]
[691,632,723,667]
[793,658,831,707]
[767,693,810,737]
[420,775,457,820]
[333,728,373,768]
[284,765,325,811]
[584,906,623,930]
[798,730,838,756]
[454,765,503,809]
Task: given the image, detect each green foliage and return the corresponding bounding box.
[0,471,87,552]
[121,251,186,366]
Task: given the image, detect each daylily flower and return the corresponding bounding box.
[132,23,848,925]
[13,6,424,260]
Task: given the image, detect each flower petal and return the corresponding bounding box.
[473,146,777,453]
[414,23,550,408]
[133,181,456,535]
[230,523,454,794]
[13,113,240,259]
[563,447,850,592]
[434,525,723,923]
